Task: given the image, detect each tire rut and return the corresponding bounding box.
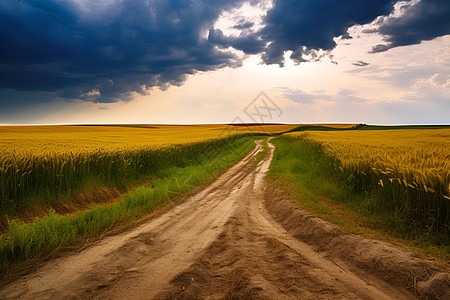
[0,141,265,300]
[1,139,446,299]
[155,140,414,300]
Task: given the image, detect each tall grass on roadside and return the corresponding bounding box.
[270,135,448,246]
[0,134,255,216]
[287,129,450,204]
[0,136,257,275]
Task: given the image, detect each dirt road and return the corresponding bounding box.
[0,140,447,299]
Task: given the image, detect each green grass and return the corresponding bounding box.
[358,125,450,130]
[269,135,449,259]
[0,136,258,275]
[285,124,450,134]
[286,125,362,133]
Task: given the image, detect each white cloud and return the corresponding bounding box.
[409,73,450,103]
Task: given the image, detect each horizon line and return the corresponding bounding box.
[1,122,450,127]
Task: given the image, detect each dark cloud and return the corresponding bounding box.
[0,89,72,123]
[353,60,370,67]
[371,0,450,53]
[208,28,266,54]
[1,0,450,113]
[341,32,353,40]
[232,21,255,30]
[257,0,395,66]
[209,0,450,65]
[0,0,247,105]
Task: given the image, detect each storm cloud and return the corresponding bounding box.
[0,0,449,108]
[371,0,450,53]
[0,0,248,103]
[208,28,266,54]
[257,0,395,66]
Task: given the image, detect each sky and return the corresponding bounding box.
[0,0,449,125]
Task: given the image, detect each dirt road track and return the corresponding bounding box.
[0,139,448,299]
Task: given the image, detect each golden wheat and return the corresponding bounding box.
[0,124,303,155]
[286,129,450,197]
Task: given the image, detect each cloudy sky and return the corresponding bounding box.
[0,0,449,125]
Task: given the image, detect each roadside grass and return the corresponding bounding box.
[358,125,450,130]
[285,124,450,133]
[0,136,257,277]
[286,124,362,133]
[269,135,449,260]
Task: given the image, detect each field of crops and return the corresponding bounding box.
[2,123,294,272]
[284,129,450,239]
[0,124,299,154]
[1,124,303,219]
[288,129,450,197]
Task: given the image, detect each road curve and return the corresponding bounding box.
[0,139,415,299]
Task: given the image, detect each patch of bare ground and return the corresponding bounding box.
[155,140,419,299]
[264,184,450,299]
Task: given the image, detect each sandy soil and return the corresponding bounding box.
[0,139,448,299]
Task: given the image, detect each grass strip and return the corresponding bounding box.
[269,135,449,259]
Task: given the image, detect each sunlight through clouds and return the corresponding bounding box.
[0,0,448,124]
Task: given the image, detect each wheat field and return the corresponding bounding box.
[0,124,304,216]
[0,124,300,154]
[287,129,450,198]
[284,129,450,235]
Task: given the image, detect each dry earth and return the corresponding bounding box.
[0,139,448,299]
